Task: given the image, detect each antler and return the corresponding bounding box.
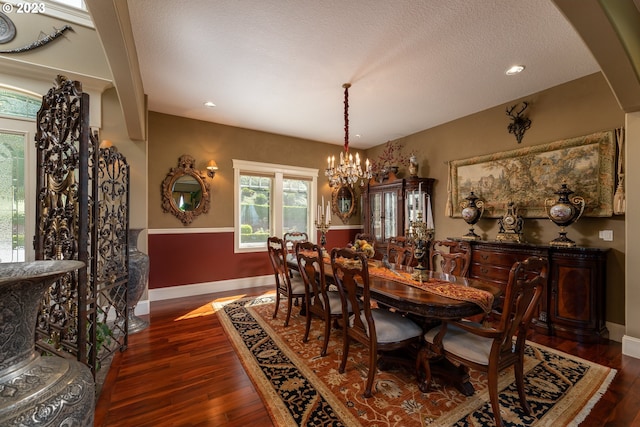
[506,102,531,143]
[506,101,529,118]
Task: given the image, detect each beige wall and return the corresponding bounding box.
[365,72,626,324]
[148,113,365,229]
[626,111,639,340]
[100,87,148,249]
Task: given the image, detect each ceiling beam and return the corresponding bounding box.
[85,0,146,141]
[553,0,640,113]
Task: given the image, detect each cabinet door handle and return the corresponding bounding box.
[480,254,489,261]
[480,267,489,274]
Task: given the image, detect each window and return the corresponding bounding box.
[233,160,318,252]
[0,87,39,262]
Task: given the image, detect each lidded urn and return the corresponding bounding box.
[544,183,585,247]
[460,191,484,240]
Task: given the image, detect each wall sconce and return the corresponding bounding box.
[206,160,218,178]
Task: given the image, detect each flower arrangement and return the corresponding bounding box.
[371,140,410,175]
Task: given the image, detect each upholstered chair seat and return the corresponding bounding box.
[424,321,490,365]
[354,309,424,344]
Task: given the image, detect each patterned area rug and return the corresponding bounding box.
[214,294,615,426]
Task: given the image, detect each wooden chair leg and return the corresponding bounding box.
[273,292,281,319]
[364,348,377,398]
[339,334,349,374]
[416,346,434,393]
[303,303,312,343]
[515,358,531,414]
[488,367,504,427]
[320,315,331,357]
[284,296,293,327]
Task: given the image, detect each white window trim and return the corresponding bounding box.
[233,159,318,253]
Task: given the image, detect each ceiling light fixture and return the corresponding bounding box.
[506,65,525,75]
[325,83,372,188]
[204,101,216,107]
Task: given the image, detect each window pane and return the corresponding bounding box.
[0,132,25,262]
[384,191,397,239]
[240,174,272,247]
[283,178,309,234]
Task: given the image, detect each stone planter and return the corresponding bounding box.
[0,260,94,426]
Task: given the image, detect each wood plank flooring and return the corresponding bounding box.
[95,286,640,426]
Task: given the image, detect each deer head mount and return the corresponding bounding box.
[506,102,531,144]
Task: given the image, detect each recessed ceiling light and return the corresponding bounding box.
[506,65,525,75]
[204,101,216,108]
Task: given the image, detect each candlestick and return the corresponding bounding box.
[426,195,434,230]
[315,200,331,249]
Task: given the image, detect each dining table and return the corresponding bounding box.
[287,254,502,395]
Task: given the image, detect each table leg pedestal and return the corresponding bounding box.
[416,346,475,396]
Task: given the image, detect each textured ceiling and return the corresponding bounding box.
[127,0,600,148]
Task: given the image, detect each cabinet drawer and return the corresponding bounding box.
[470,263,512,283]
[472,249,526,268]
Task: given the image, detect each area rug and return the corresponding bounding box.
[214,294,615,426]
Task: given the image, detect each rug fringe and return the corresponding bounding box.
[566,368,617,427]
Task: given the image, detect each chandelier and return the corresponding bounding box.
[325,83,372,187]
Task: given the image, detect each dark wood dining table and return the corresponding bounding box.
[287,256,502,395]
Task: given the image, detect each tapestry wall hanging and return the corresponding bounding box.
[448,130,615,218]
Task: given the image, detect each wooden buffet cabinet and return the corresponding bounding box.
[451,239,609,343]
[362,173,434,257]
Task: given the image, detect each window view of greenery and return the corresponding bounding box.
[282,178,309,234]
[240,175,272,246]
[239,175,310,247]
[0,133,25,262]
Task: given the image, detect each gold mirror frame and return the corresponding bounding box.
[332,184,357,223]
[161,154,210,225]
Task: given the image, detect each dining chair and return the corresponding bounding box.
[283,231,309,258]
[296,241,346,356]
[267,236,306,327]
[330,247,423,398]
[429,240,471,276]
[386,241,414,266]
[283,231,309,279]
[423,256,548,427]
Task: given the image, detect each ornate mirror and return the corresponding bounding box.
[332,184,357,223]
[161,155,210,225]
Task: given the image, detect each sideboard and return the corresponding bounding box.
[449,239,609,343]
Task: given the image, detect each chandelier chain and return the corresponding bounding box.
[344,83,350,152]
[325,82,372,188]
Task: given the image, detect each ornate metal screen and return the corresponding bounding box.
[34,75,129,376]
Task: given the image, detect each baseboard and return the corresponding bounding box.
[148,275,273,302]
[606,321,625,343]
[134,299,150,316]
[622,334,640,359]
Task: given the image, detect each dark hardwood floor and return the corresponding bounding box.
[95,286,640,427]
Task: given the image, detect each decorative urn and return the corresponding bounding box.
[0,261,95,426]
[544,183,585,247]
[460,191,485,240]
[408,155,418,177]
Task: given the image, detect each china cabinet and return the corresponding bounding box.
[362,172,434,257]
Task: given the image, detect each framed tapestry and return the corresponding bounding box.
[448,130,616,218]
